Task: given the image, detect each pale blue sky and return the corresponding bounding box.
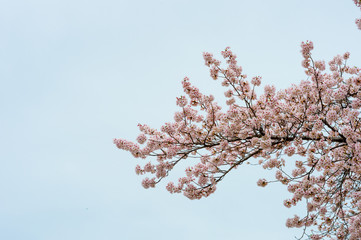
[0,0,360,239]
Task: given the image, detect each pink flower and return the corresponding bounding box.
[176,96,188,107]
[356,18,361,30]
[136,134,147,144]
[251,76,262,86]
[326,110,337,123]
[135,165,143,175]
[257,178,268,187]
[166,182,175,193]
[284,199,292,208]
[285,146,296,156]
[300,41,314,58]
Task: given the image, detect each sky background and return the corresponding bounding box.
[1,0,360,239]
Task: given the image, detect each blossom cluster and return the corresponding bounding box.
[115,2,361,239]
[115,41,361,238]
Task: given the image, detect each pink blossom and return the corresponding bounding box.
[251,76,262,86]
[176,96,188,107]
[284,199,292,208]
[356,18,361,30]
[136,134,147,144]
[257,178,268,187]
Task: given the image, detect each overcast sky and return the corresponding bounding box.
[1,0,360,239]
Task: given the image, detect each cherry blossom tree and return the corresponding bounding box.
[115,2,361,239]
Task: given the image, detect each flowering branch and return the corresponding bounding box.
[114,1,361,239]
